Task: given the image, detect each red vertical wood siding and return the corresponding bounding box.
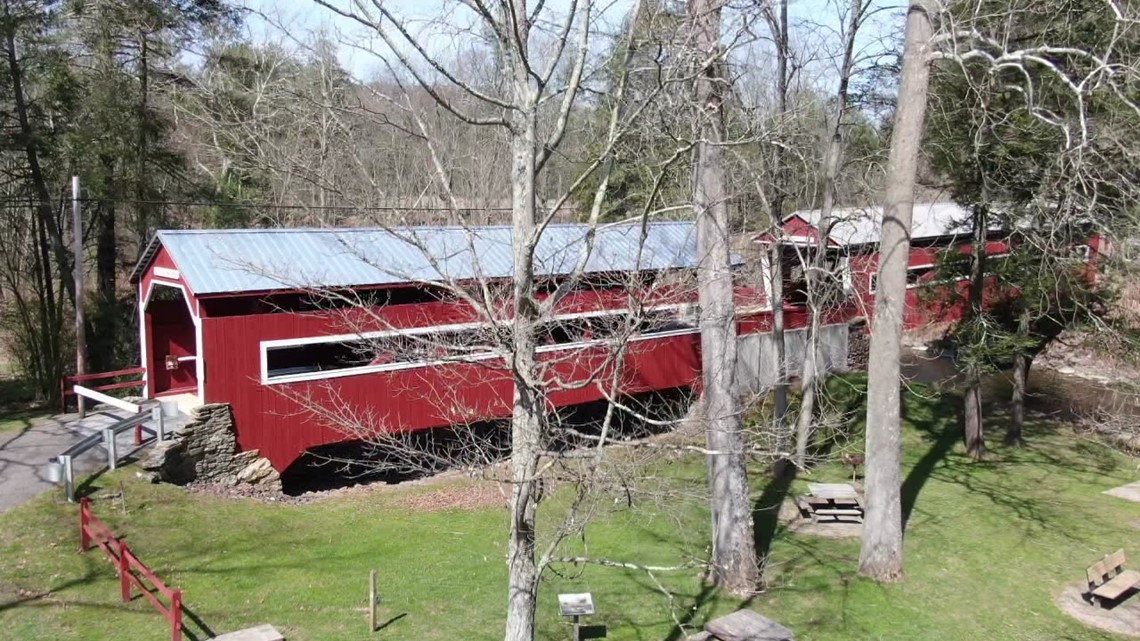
[200,305,733,471]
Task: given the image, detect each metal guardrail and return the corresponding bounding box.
[47,404,168,502]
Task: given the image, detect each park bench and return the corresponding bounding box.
[1085,549,1140,606]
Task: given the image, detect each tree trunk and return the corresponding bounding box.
[794,0,863,469]
[858,0,935,583]
[504,125,542,641]
[135,31,152,259]
[94,198,117,371]
[963,382,985,457]
[793,330,818,468]
[1006,308,1031,447]
[690,0,760,595]
[769,245,789,446]
[754,0,791,458]
[769,0,790,451]
[504,5,543,640]
[962,205,988,460]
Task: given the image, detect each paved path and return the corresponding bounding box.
[0,411,173,513]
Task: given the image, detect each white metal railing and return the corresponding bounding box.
[47,404,166,502]
[72,384,141,414]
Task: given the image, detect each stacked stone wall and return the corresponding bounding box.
[142,403,280,489]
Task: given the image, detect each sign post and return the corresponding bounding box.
[559,593,604,641]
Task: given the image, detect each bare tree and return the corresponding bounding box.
[760,0,792,451]
[280,3,725,640]
[794,0,869,469]
[858,0,936,583]
[689,0,760,594]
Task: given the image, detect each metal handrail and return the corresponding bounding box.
[48,403,167,502]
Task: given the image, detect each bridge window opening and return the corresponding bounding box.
[265,306,696,383]
[264,325,503,383]
[905,264,937,287]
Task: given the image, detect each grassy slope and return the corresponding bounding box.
[0,384,1136,641]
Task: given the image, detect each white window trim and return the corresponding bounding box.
[839,256,852,294]
[904,253,1012,289]
[259,303,715,386]
[142,279,204,403]
[904,263,937,290]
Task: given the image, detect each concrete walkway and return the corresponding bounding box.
[0,410,183,513]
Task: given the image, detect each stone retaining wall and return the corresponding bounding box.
[142,403,280,490]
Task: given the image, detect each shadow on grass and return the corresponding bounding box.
[753,465,797,561]
[661,582,719,641]
[119,579,218,641]
[900,393,961,531]
[0,566,102,613]
[180,604,217,641]
[375,612,408,632]
[896,390,1123,541]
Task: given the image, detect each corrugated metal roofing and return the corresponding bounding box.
[789,202,980,246]
[134,221,701,296]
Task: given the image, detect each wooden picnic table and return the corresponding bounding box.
[807,483,860,501]
[797,483,863,523]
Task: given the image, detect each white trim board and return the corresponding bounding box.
[142,279,205,404]
[258,303,720,386]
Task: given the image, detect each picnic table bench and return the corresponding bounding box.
[1086,549,1140,606]
[795,483,863,524]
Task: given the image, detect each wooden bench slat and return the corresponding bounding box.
[1087,549,1127,584]
[1091,570,1140,600]
[812,508,863,516]
[802,499,861,510]
[806,483,859,500]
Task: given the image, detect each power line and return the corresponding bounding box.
[76,197,522,212]
[0,196,578,214]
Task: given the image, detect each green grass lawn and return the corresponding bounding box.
[0,381,1137,641]
[0,407,45,433]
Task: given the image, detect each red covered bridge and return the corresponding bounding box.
[129,222,822,473]
[761,202,1106,330]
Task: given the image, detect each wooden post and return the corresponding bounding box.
[79,497,90,552]
[369,568,377,632]
[171,589,183,641]
[72,175,86,419]
[573,614,581,641]
[119,541,132,602]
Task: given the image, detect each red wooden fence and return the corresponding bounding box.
[79,497,183,641]
[61,367,146,410]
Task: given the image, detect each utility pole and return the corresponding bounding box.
[72,175,86,419]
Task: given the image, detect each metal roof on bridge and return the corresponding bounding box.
[131,221,700,296]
